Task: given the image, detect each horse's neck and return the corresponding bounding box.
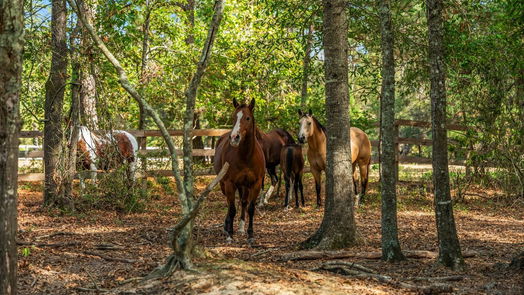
[239,127,257,158]
[308,127,326,155]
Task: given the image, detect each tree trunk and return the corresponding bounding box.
[303,0,357,250]
[301,24,314,109]
[44,0,69,208]
[378,0,405,262]
[78,0,98,129]
[426,0,465,270]
[0,0,23,293]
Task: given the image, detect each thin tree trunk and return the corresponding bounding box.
[426,0,465,270]
[378,0,404,262]
[303,0,357,250]
[301,24,314,109]
[69,0,225,273]
[0,0,23,293]
[44,0,69,208]
[78,0,98,129]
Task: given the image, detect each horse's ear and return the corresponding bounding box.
[308,108,313,116]
[298,109,303,117]
[248,98,255,111]
[233,98,239,108]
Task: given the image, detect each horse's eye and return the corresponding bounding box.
[307,122,311,125]
[246,117,250,121]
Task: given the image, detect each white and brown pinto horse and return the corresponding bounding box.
[76,126,138,188]
[214,98,265,244]
[297,109,372,206]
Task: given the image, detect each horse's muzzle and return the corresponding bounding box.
[298,136,306,144]
[230,134,241,147]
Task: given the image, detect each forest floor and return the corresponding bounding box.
[16,170,524,295]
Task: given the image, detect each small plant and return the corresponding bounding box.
[21,247,31,257]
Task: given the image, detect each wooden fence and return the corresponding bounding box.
[17,120,467,181]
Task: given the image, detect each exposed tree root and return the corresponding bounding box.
[317,262,454,294]
[17,241,80,247]
[280,249,477,261]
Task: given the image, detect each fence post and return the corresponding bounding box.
[138,134,147,179]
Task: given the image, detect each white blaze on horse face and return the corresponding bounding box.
[230,110,244,146]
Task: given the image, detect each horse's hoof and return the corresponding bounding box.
[247,238,255,246]
[238,220,245,234]
[283,205,292,211]
[226,236,233,244]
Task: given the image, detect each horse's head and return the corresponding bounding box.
[297,109,314,144]
[230,98,255,147]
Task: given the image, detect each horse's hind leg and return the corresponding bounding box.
[352,162,359,195]
[359,160,370,197]
[284,174,291,208]
[239,187,248,234]
[247,193,255,245]
[263,166,278,204]
[294,174,300,208]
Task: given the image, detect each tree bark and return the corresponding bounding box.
[44,0,69,208]
[300,24,314,109]
[78,0,98,129]
[426,0,465,270]
[303,0,357,250]
[378,0,404,262]
[0,0,23,293]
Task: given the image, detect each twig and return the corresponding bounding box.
[83,251,137,263]
[74,287,110,293]
[117,277,143,285]
[95,243,126,250]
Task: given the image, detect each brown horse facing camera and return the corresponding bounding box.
[214,98,266,244]
[297,109,372,206]
[280,144,305,208]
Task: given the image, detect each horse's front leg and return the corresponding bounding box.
[223,182,236,243]
[89,163,98,185]
[311,168,322,207]
[264,166,278,203]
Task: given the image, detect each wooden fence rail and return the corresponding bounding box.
[18,120,468,181]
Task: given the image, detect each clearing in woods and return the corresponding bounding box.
[16,172,524,294]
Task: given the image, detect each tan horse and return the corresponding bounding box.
[297,109,371,206]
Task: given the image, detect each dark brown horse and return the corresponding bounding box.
[280,144,305,208]
[297,109,372,206]
[214,98,266,244]
[256,128,295,205]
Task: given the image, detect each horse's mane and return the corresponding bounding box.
[273,128,296,144]
[255,126,265,140]
[311,116,327,134]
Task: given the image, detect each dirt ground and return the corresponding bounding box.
[16,174,524,294]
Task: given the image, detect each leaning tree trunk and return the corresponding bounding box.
[378,0,405,262]
[44,0,69,208]
[426,0,465,270]
[0,0,24,293]
[69,0,226,275]
[303,0,357,250]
